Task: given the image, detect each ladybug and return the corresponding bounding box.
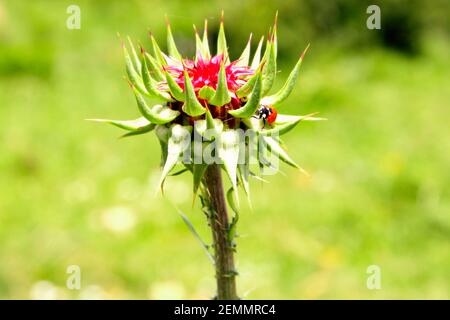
[256,105,278,127]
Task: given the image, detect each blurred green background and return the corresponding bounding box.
[0,0,449,299]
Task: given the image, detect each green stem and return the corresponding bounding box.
[203,164,238,300]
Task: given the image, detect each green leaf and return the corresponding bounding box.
[150,33,167,66]
[165,70,184,101]
[177,209,215,265]
[193,162,208,199]
[165,18,182,60]
[143,52,164,82]
[141,55,173,102]
[219,130,240,190]
[251,36,264,70]
[87,117,156,138]
[238,146,251,207]
[155,125,170,167]
[259,116,302,136]
[236,69,259,98]
[261,45,309,106]
[120,124,155,138]
[86,116,151,131]
[257,137,282,176]
[205,108,222,132]
[272,11,278,60]
[202,19,211,60]
[194,109,223,142]
[194,26,203,61]
[182,70,206,116]
[133,88,180,124]
[169,167,189,176]
[198,85,215,101]
[236,33,252,67]
[261,136,299,169]
[158,124,192,191]
[209,63,231,107]
[123,44,147,94]
[262,41,277,96]
[127,37,141,73]
[217,13,229,64]
[228,72,262,118]
[227,188,240,215]
[274,112,325,124]
[194,24,210,61]
[226,187,240,244]
[242,116,262,131]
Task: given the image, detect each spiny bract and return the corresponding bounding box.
[90,13,323,202]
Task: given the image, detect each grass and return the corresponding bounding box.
[0,1,448,299]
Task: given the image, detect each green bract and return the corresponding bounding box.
[90,13,323,208]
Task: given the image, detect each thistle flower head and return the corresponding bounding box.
[167,55,253,93]
[90,13,323,203]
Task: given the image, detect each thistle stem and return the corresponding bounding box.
[204,164,238,300]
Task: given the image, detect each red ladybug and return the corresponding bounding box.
[257,105,278,127]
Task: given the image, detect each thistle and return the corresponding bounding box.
[89,12,322,300]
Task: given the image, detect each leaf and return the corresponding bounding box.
[193,162,208,200]
[202,19,211,60]
[261,136,299,169]
[194,24,210,61]
[194,25,203,61]
[169,167,189,176]
[258,115,304,136]
[217,12,229,64]
[261,41,277,96]
[165,17,182,60]
[127,37,141,72]
[194,116,223,141]
[120,124,155,138]
[198,85,215,101]
[226,188,240,215]
[133,87,180,124]
[275,112,325,124]
[205,108,222,133]
[193,109,223,142]
[165,70,184,101]
[86,116,151,131]
[257,138,282,176]
[236,69,260,98]
[238,144,251,207]
[242,116,262,131]
[219,130,240,190]
[226,187,240,244]
[155,125,170,167]
[251,36,264,70]
[182,70,206,116]
[228,72,262,118]
[272,11,278,60]
[261,45,310,106]
[150,33,167,66]
[141,54,173,102]
[144,52,164,82]
[236,33,252,67]
[123,44,147,94]
[177,209,215,265]
[158,124,192,191]
[209,63,231,107]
